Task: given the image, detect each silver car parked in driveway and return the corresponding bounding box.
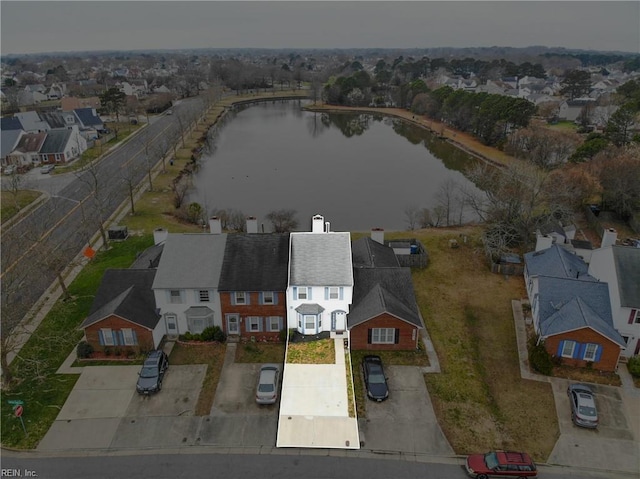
[256,364,280,405]
[567,383,598,428]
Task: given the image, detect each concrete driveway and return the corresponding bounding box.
[358,365,453,455]
[38,364,207,451]
[547,378,639,474]
[199,360,280,447]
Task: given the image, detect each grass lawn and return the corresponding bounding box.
[380,226,559,462]
[1,190,42,224]
[169,341,226,416]
[1,235,154,449]
[235,342,285,363]
[286,339,335,364]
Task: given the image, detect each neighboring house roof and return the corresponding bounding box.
[539,219,566,239]
[152,233,227,289]
[74,107,103,127]
[14,111,49,132]
[13,132,47,153]
[80,269,160,330]
[1,130,23,158]
[39,129,72,154]
[611,246,640,308]
[351,237,399,268]
[289,232,353,286]
[524,244,593,280]
[1,117,23,131]
[129,243,164,269]
[537,276,624,346]
[39,111,68,129]
[219,233,289,292]
[349,268,423,329]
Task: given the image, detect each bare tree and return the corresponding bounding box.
[170,173,191,209]
[404,205,419,230]
[266,209,298,233]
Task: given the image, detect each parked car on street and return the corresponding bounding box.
[40,164,55,174]
[362,355,389,401]
[136,350,169,395]
[256,364,280,404]
[465,451,537,478]
[567,383,598,428]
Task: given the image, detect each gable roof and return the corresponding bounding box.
[13,111,48,132]
[39,111,68,129]
[289,232,353,286]
[219,233,289,291]
[537,276,624,346]
[1,130,23,158]
[524,244,593,280]
[14,132,47,153]
[80,269,160,329]
[351,237,399,268]
[152,233,227,289]
[129,243,164,269]
[74,108,103,127]
[1,117,23,131]
[611,246,640,307]
[349,268,423,328]
[39,129,72,154]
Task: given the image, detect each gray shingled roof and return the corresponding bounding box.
[289,232,353,286]
[1,130,22,158]
[219,233,289,291]
[152,233,227,289]
[129,243,164,269]
[39,129,72,154]
[74,108,103,127]
[537,276,624,346]
[524,244,593,280]
[80,269,160,330]
[348,268,423,328]
[351,237,399,268]
[14,111,48,132]
[612,246,640,308]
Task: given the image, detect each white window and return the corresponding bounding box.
[122,328,137,346]
[372,328,395,344]
[634,310,640,324]
[235,292,247,305]
[304,315,316,330]
[268,316,282,332]
[101,328,114,346]
[297,287,308,300]
[583,343,598,361]
[198,290,210,302]
[247,317,261,332]
[169,290,182,304]
[329,287,339,299]
[561,340,577,358]
[262,292,274,304]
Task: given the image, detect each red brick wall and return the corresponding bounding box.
[84,315,155,354]
[350,314,419,351]
[220,292,286,341]
[545,327,621,372]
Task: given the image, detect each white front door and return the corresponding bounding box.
[166,314,178,337]
[227,315,240,335]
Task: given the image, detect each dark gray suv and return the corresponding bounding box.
[136,350,169,395]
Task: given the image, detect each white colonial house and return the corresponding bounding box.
[286,215,353,336]
[588,229,640,358]
[152,228,227,337]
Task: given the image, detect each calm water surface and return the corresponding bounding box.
[191,100,480,231]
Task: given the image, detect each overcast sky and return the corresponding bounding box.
[1,1,638,55]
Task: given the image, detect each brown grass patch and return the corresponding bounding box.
[235,342,285,363]
[169,341,226,415]
[381,226,559,461]
[286,339,335,364]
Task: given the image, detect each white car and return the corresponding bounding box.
[40,164,55,174]
[255,364,280,405]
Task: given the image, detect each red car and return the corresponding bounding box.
[465,451,537,478]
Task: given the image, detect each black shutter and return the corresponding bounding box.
[367,329,372,344]
[394,328,400,344]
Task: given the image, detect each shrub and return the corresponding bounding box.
[212,326,226,343]
[76,341,94,359]
[279,328,288,343]
[183,332,193,341]
[528,336,554,375]
[104,347,112,356]
[628,355,640,378]
[200,326,216,342]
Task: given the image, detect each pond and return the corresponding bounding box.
[190,100,481,232]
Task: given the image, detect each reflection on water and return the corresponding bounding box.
[190,100,481,231]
